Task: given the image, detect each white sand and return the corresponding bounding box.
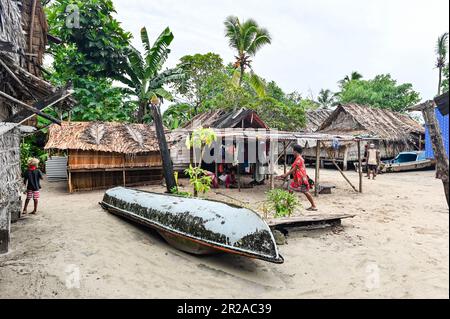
[0,169,448,298]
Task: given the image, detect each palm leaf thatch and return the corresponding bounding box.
[46,122,171,154]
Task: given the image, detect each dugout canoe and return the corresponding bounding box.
[100,187,284,264]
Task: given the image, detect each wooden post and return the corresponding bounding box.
[314,142,321,197]
[422,102,449,206]
[283,141,287,174]
[357,140,363,193]
[269,140,275,190]
[68,170,73,193]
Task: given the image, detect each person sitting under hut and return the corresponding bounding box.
[276,144,318,211]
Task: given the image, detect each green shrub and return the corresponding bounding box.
[266,189,300,218]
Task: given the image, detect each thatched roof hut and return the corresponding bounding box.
[318,104,424,141]
[301,104,425,170]
[45,122,163,154]
[182,108,269,130]
[45,122,164,192]
[171,108,269,171]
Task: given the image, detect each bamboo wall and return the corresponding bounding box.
[67,150,163,192]
[68,150,162,170]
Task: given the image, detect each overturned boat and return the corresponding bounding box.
[100,187,284,264]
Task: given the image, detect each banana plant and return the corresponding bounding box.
[117,26,185,192]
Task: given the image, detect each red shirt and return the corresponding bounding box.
[290,155,310,190]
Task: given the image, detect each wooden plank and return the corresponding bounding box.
[314,142,321,197]
[0,90,61,125]
[267,214,355,228]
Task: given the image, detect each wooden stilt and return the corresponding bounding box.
[68,170,73,193]
[315,142,321,197]
[357,140,363,193]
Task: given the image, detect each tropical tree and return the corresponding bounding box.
[317,89,336,108]
[224,16,271,86]
[436,32,449,95]
[45,0,132,78]
[442,63,449,93]
[338,74,420,112]
[172,53,224,115]
[117,27,184,192]
[338,71,363,88]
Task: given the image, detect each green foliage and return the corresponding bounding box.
[266,189,300,218]
[442,63,449,93]
[117,26,184,123]
[184,165,213,195]
[46,0,132,78]
[170,187,192,198]
[172,53,224,114]
[184,128,217,196]
[163,103,192,129]
[20,136,48,173]
[317,89,337,108]
[337,74,421,112]
[224,16,271,85]
[45,0,133,121]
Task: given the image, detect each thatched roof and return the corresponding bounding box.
[318,104,424,141]
[45,122,165,154]
[305,108,333,132]
[182,108,269,129]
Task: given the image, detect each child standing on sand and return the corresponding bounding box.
[22,158,43,215]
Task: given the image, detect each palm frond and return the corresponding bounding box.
[144,27,174,77]
[224,16,241,51]
[247,28,271,56]
[248,72,266,98]
[148,68,185,92]
[140,27,152,53]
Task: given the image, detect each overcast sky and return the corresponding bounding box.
[111,0,449,101]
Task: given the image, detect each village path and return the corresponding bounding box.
[0,169,448,298]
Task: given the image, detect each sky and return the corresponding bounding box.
[111,0,449,102]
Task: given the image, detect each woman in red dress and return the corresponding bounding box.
[277,144,318,211]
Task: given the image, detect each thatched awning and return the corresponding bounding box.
[45,122,165,154]
[318,104,424,141]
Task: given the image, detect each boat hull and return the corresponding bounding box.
[100,187,284,264]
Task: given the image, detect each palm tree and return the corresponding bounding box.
[117,26,184,192]
[338,71,363,87]
[317,89,336,108]
[436,32,448,95]
[224,16,271,86]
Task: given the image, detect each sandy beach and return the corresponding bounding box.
[0,168,448,299]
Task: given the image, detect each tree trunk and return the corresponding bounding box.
[438,67,442,96]
[151,103,177,193]
[422,102,449,206]
[137,102,146,123]
[239,63,245,87]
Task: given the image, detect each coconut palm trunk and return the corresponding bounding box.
[151,102,177,192]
